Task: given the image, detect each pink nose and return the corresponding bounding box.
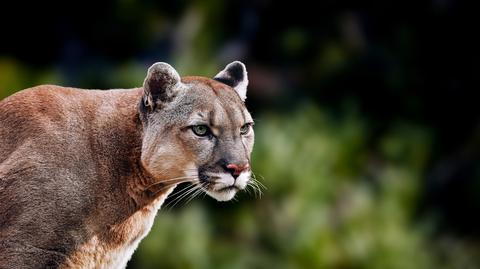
[226,163,250,176]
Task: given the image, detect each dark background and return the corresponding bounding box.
[1,1,478,268]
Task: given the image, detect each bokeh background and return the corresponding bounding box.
[1,1,478,268]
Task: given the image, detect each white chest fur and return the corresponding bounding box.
[68,187,176,269]
[108,187,175,269]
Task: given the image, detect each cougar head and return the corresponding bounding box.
[139,61,254,201]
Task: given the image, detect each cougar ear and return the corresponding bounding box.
[142,62,181,111]
[214,61,249,101]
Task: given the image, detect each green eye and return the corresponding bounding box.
[192,125,209,136]
[240,124,251,135]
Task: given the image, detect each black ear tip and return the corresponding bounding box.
[213,61,248,90]
[229,61,246,67]
[225,61,246,81]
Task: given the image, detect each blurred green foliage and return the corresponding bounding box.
[0,58,60,99]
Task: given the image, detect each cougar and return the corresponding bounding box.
[0,61,254,268]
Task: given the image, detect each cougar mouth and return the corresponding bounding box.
[217,185,240,192]
[197,170,251,201]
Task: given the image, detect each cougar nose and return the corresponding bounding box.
[225,163,250,179]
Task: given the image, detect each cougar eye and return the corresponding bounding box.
[240,124,251,135]
[191,125,210,137]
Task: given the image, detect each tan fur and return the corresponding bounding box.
[0,86,169,268]
[0,61,254,268]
